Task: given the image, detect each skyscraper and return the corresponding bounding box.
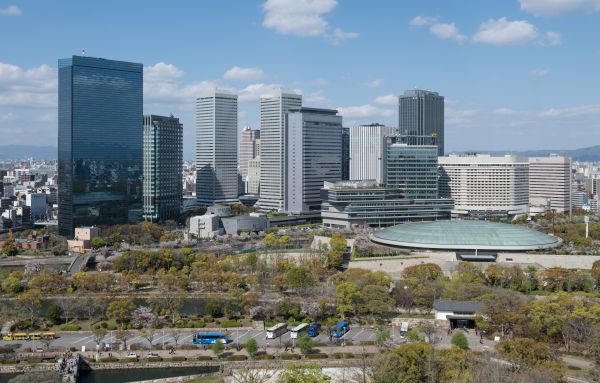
[341,127,350,181]
[196,88,238,205]
[285,107,342,213]
[349,123,395,184]
[58,56,143,237]
[529,156,572,214]
[399,89,444,156]
[258,89,302,212]
[143,114,183,222]
[239,126,260,180]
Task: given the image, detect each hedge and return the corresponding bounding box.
[306,353,328,359]
[197,355,213,361]
[280,354,301,360]
[333,353,354,359]
[226,355,248,361]
[60,324,82,331]
[170,356,187,362]
[100,357,118,363]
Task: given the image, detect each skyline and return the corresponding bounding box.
[1,0,600,159]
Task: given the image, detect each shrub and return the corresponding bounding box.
[256,354,275,360]
[280,354,301,360]
[179,344,196,350]
[0,360,18,364]
[60,324,82,331]
[197,355,213,361]
[307,353,328,359]
[106,323,117,330]
[405,330,421,342]
[26,359,42,364]
[220,319,242,328]
[451,331,469,350]
[226,355,248,361]
[170,356,187,362]
[100,357,118,363]
[333,352,354,359]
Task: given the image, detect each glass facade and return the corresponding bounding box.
[398,89,444,156]
[58,56,143,237]
[385,138,439,199]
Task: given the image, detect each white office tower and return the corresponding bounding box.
[196,88,239,204]
[285,108,342,213]
[438,154,529,218]
[529,156,572,214]
[239,126,260,179]
[349,123,396,184]
[246,157,261,194]
[258,89,302,212]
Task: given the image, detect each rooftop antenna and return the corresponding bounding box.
[81,49,86,56]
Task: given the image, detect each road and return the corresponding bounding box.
[0,326,383,352]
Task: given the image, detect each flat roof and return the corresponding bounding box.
[370,220,562,251]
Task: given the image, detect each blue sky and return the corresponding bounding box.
[1,0,599,159]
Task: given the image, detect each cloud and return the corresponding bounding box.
[0,62,57,107]
[36,112,56,122]
[1,112,16,121]
[542,31,561,45]
[519,0,600,16]
[144,62,183,81]
[374,94,398,105]
[446,109,479,125]
[365,79,384,88]
[310,78,329,86]
[493,108,519,115]
[223,66,265,82]
[473,17,538,45]
[540,105,600,118]
[238,83,286,102]
[429,22,467,44]
[532,68,552,77]
[409,16,466,44]
[305,90,331,104]
[262,0,358,43]
[0,5,21,16]
[337,104,394,118]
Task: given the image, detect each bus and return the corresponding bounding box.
[330,321,350,338]
[290,323,309,339]
[307,323,321,337]
[266,323,288,339]
[192,332,229,345]
[399,322,409,338]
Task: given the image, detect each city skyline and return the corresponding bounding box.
[1,0,600,159]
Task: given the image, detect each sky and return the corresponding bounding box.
[1,0,600,159]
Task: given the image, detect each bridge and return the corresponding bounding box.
[58,352,80,383]
[66,253,91,274]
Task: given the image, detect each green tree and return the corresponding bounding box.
[496,338,551,369]
[17,289,42,324]
[451,331,469,350]
[375,328,390,348]
[92,327,108,349]
[476,290,527,338]
[211,340,225,357]
[357,284,394,315]
[297,334,313,356]
[106,298,136,329]
[370,352,405,383]
[1,272,23,294]
[46,304,63,325]
[277,366,331,383]
[335,282,360,317]
[245,338,258,359]
[285,266,314,292]
[391,342,433,382]
[1,240,19,256]
[90,236,107,249]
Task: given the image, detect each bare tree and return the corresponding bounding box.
[230,365,274,383]
[141,328,157,350]
[92,328,107,350]
[115,329,132,351]
[171,330,182,349]
[56,297,77,324]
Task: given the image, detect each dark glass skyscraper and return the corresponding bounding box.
[58,56,143,237]
[399,89,444,156]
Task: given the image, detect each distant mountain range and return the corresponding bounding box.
[0,145,57,160]
[2,144,600,162]
[458,145,600,162]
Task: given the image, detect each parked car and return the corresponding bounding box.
[146,352,160,358]
[126,352,138,358]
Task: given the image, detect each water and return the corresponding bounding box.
[0,366,219,383]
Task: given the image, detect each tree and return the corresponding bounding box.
[171,330,183,349]
[46,304,63,325]
[106,298,136,329]
[1,240,19,256]
[451,331,469,350]
[131,306,160,328]
[401,263,443,281]
[245,338,258,359]
[211,340,224,358]
[286,266,314,292]
[115,329,132,351]
[17,289,42,324]
[277,366,331,383]
[92,327,108,349]
[91,236,107,249]
[1,272,23,294]
[476,290,527,339]
[231,366,273,383]
[375,328,390,349]
[370,352,404,383]
[357,284,394,316]
[335,282,359,317]
[297,334,313,356]
[391,342,433,382]
[496,338,551,370]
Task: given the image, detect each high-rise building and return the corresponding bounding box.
[341,127,350,181]
[239,126,260,179]
[285,107,342,213]
[399,89,444,156]
[439,155,529,218]
[142,114,183,222]
[385,137,439,199]
[349,123,395,184]
[529,156,572,214]
[196,88,238,205]
[58,56,143,237]
[246,157,261,195]
[258,89,302,212]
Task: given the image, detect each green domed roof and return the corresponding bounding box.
[370,220,561,251]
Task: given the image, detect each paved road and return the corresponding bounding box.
[0,326,384,352]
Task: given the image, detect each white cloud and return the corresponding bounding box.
[305,90,331,104]
[446,109,479,125]
[0,62,57,107]
[0,5,21,16]
[0,112,15,121]
[542,31,562,45]
[262,0,358,43]
[365,79,384,88]
[429,22,467,44]
[519,0,600,16]
[144,62,183,81]
[374,94,397,105]
[238,83,285,102]
[36,112,56,122]
[409,16,438,26]
[473,17,539,45]
[493,108,518,115]
[532,68,552,77]
[540,105,600,117]
[337,104,394,118]
[223,66,265,82]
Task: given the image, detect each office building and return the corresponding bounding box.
[26,193,47,219]
[349,123,395,184]
[58,56,143,237]
[142,114,183,222]
[258,89,302,212]
[321,180,453,229]
[196,89,238,204]
[385,137,439,199]
[285,107,342,213]
[246,157,260,195]
[439,155,529,218]
[239,126,260,179]
[399,89,444,156]
[529,157,572,214]
[341,127,350,180]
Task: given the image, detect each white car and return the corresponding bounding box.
[146,352,160,358]
[126,352,138,358]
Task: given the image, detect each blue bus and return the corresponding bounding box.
[330,321,350,338]
[193,332,229,345]
[307,323,321,337]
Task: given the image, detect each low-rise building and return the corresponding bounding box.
[67,226,100,253]
[433,300,484,330]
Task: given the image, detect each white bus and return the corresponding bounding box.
[290,323,309,339]
[400,322,409,337]
[266,323,288,339]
